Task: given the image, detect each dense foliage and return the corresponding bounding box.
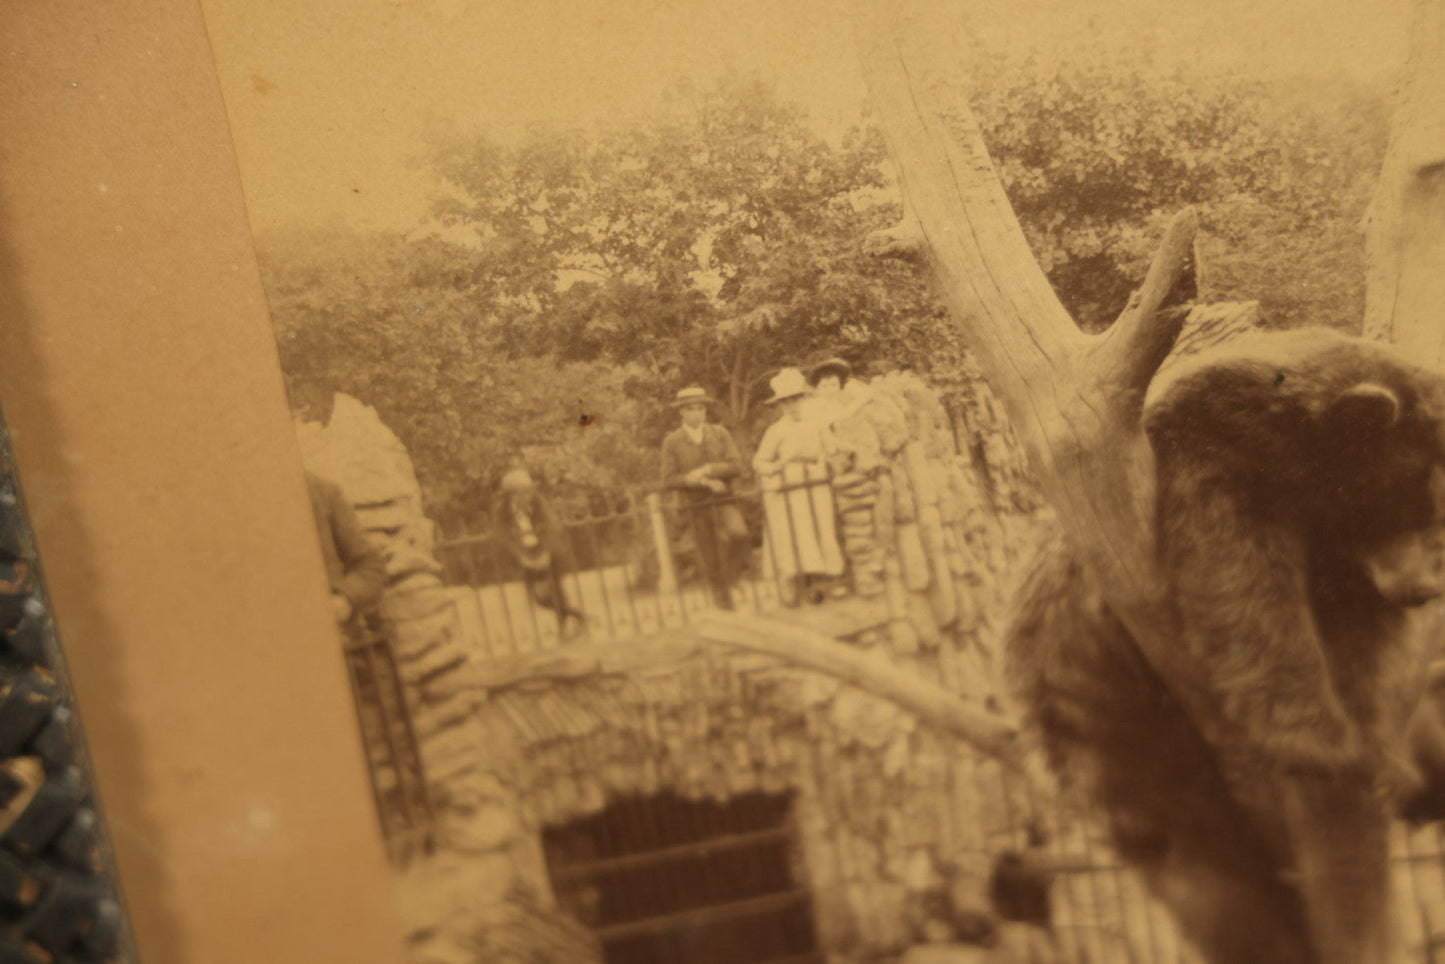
[258,60,1389,523]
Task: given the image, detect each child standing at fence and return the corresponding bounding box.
[494,468,587,640]
[753,368,846,605]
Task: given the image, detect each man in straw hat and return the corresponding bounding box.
[660,386,747,610]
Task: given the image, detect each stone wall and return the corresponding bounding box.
[465,634,1017,962]
[297,395,484,794]
[418,637,1200,964]
[290,378,1046,963]
[291,370,1198,964]
[298,396,535,961]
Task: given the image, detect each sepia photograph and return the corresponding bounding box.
[194,0,1444,961]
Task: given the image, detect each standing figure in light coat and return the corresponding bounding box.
[753,368,846,605]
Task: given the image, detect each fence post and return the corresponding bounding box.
[646,493,678,595]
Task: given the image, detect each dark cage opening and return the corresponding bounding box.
[541,790,823,964]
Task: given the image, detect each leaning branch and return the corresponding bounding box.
[696,613,1023,762]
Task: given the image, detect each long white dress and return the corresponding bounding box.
[753,413,845,581]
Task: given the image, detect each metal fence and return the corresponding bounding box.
[976,768,1445,964]
[1395,822,1445,962]
[434,475,863,658]
[431,481,1445,960]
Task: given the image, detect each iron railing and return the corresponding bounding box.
[434,474,863,657]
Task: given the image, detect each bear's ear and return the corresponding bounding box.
[1325,383,1400,436]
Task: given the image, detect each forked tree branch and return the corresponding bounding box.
[1095,209,1200,413]
[848,0,1217,737]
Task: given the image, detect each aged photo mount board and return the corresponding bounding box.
[0,3,406,963]
[5,1,1445,964]
[199,1,1445,964]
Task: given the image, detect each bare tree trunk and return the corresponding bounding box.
[728,345,749,429]
[849,0,1208,729]
[1363,0,1445,363]
[849,3,1426,963]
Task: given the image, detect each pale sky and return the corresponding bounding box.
[200,0,1411,235]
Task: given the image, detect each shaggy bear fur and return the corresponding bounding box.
[1004,328,1445,964]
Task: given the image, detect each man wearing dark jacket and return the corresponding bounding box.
[659,386,746,609]
[306,471,388,629]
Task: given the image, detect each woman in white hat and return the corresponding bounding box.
[752,367,846,604]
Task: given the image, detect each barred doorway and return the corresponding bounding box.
[542,791,822,964]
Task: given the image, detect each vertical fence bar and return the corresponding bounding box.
[802,464,835,600]
[1123,850,1165,964]
[446,528,502,658]
[1014,772,1083,964]
[593,802,633,927]
[487,533,525,656]
[580,514,617,642]
[1040,802,1108,964]
[1078,816,1141,964]
[654,492,693,630]
[610,797,648,920]
[647,493,678,596]
[614,498,646,641]
[991,772,1035,964]
[521,552,549,651]
[341,645,395,846]
[672,495,698,626]
[1431,822,1445,958]
[1401,825,1440,963]
[758,484,789,610]
[781,472,806,606]
[733,490,767,615]
[462,538,498,659]
[560,514,594,646]
[471,583,501,659]
[355,640,413,829]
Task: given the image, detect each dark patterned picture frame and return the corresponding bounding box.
[0,413,134,963]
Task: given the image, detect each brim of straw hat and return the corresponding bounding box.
[808,360,852,384]
[671,395,715,408]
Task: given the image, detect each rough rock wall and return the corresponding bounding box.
[296,395,482,785]
[289,308,1272,964]
[466,632,1019,963]
[810,370,1038,704]
[453,638,1194,964]
[297,395,539,962]
[289,378,1044,963]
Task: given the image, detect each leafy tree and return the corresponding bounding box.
[259,229,653,524]
[428,77,947,444]
[969,55,1388,330]
[259,64,1389,525]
